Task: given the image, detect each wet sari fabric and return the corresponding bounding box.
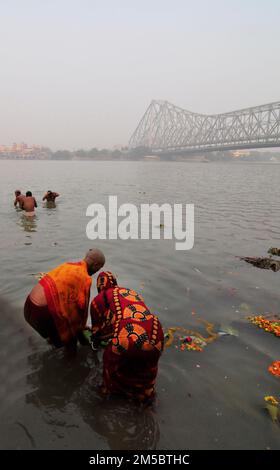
[91,272,164,401]
[40,260,92,344]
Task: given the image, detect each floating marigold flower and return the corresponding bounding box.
[248,315,280,338]
[268,361,280,378]
[184,340,203,352]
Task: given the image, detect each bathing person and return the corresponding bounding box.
[24,249,105,349]
[42,190,60,202]
[14,190,24,209]
[22,191,37,216]
[90,271,164,402]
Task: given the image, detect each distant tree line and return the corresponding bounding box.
[50,146,150,160]
[0,145,279,162]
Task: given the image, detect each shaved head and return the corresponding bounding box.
[84,248,105,276]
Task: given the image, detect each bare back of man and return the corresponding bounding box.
[14,190,25,209]
[22,191,37,216]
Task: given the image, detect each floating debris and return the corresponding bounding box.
[180,336,205,352]
[265,403,279,423]
[239,256,280,272]
[264,395,279,406]
[164,330,175,348]
[164,317,218,352]
[239,303,252,312]
[268,247,280,257]
[218,325,239,337]
[264,396,279,423]
[248,315,280,338]
[268,361,280,378]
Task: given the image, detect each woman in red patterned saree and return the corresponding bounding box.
[90,272,164,402]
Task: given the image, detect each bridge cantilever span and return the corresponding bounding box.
[129,100,280,153]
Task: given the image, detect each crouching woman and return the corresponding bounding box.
[90,272,164,403]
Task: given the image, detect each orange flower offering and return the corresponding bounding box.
[268,361,280,378]
[248,315,280,338]
[180,338,203,352]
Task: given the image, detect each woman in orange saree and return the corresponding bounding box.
[24,249,105,348]
[90,272,164,402]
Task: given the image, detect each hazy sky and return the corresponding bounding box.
[1,0,280,150]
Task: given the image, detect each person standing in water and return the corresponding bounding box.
[14,190,25,209]
[22,191,37,217]
[42,190,60,203]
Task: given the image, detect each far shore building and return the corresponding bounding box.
[0,142,51,160]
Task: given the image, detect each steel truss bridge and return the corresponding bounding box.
[129,100,280,153]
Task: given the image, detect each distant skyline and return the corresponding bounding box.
[1,0,280,150]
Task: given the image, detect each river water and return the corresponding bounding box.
[0,160,279,449]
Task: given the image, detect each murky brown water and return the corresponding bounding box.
[0,160,280,449]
